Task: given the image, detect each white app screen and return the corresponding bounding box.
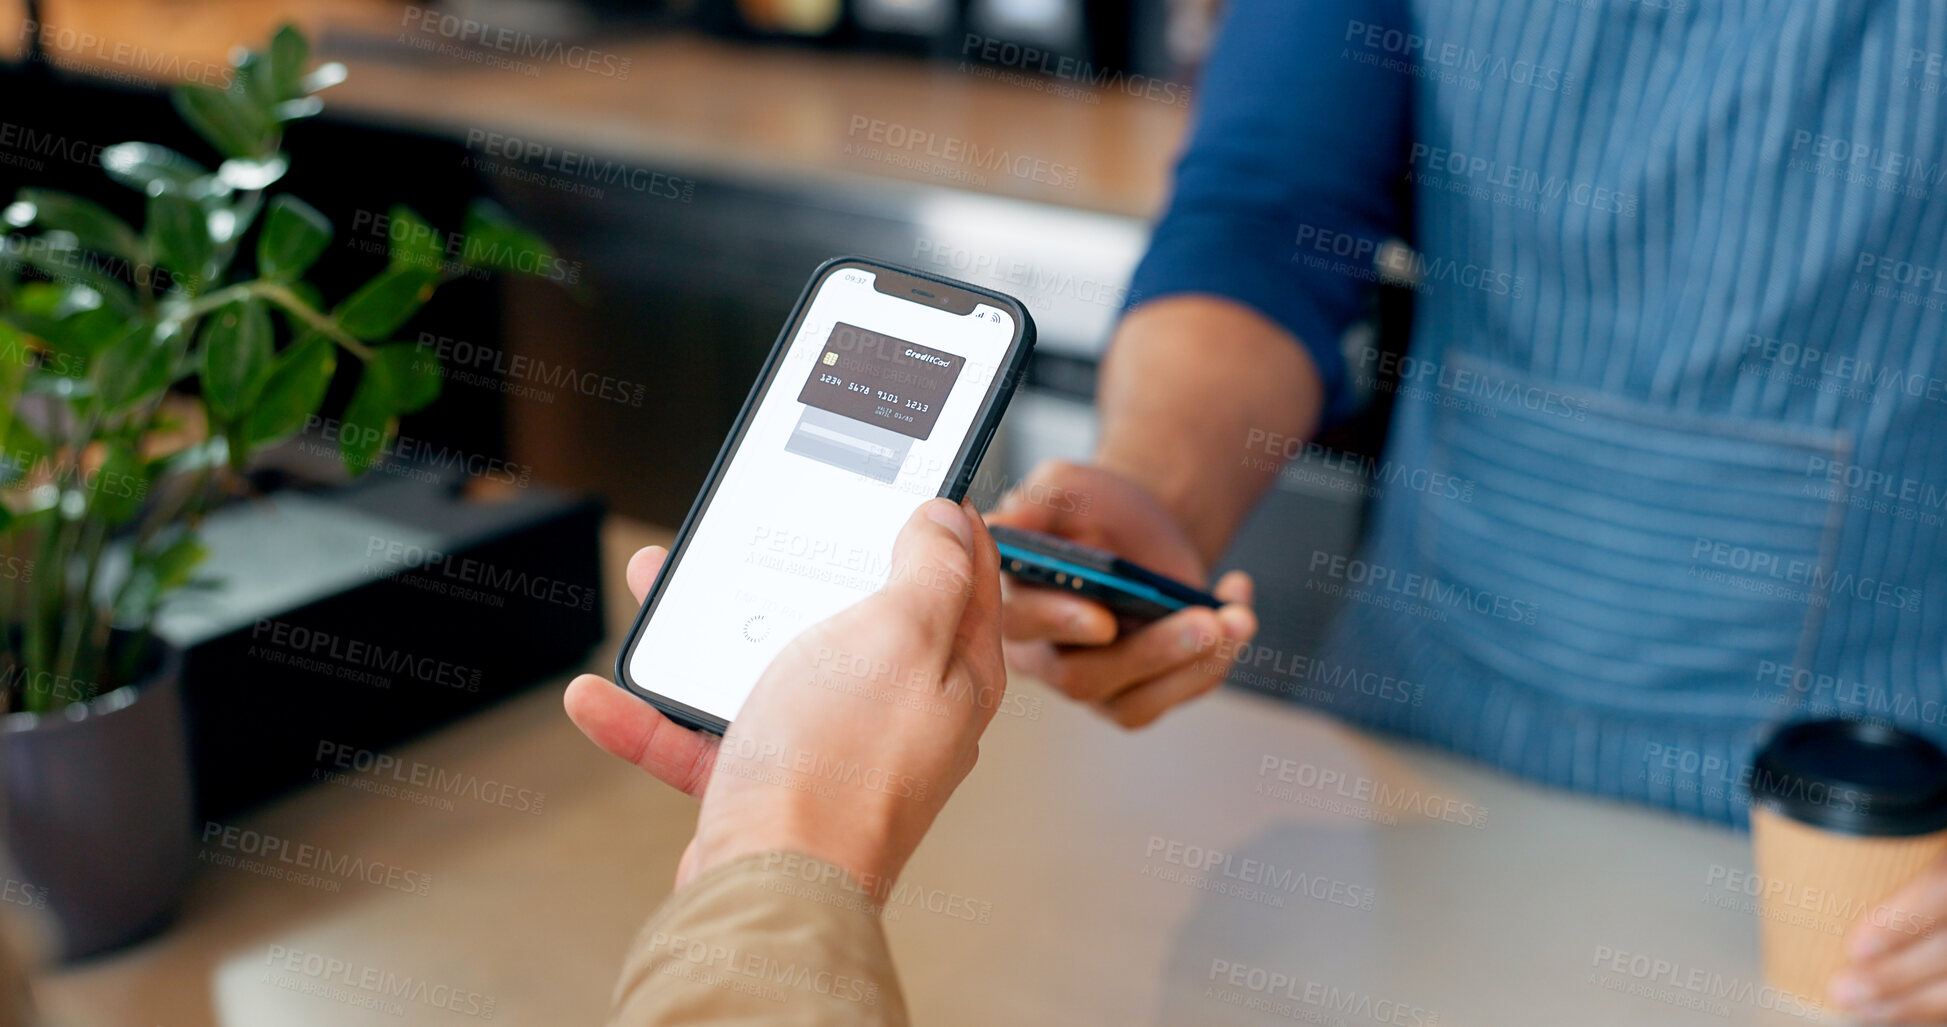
[629,268,1017,722]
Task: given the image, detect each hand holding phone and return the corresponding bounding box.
[987,460,1257,728]
[566,497,1008,892]
[615,258,1034,733]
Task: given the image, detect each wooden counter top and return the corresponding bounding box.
[13,1,1189,218]
[31,518,1806,1026]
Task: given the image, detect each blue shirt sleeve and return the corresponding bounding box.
[1125,0,1410,425]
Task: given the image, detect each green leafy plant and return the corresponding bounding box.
[0,24,560,712]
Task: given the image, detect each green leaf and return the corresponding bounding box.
[300,62,348,94]
[172,84,274,160]
[234,50,279,124]
[374,342,441,413]
[386,205,441,273]
[339,361,394,475]
[460,200,558,278]
[0,321,26,389]
[37,304,135,368]
[9,281,77,319]
[330,340,442,476]
[216,155,289,193]
[0,339,46,490]
[8,189,144,262]
[335,267,435,341]
[151,534,210,592]
[256,195,331,280]
[198,298,273,420]
[215,189,264,249]
[151,436,230,480]
[9,282,60,318]
[90,442,148,525]
[95,323,178,413]
[243,333,335,446]
[146,192,213,293]
[10,239,138,313]
[272,97,325,124]
[0,422,47,492]
[7,282,128,343]
[116,532,210,623]
[99,143,214,198]
[268,24,310,102]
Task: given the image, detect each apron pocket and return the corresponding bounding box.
[1414,352,1848,718]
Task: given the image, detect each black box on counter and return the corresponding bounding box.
[153,471,605,819]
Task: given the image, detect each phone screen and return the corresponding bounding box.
[624,263,1024,726]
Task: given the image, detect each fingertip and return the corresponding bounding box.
[1847,927,1892,963]
[1002,587,1115,644]
[1032,457,1079,481]
[1067,602,1117,645]
[564,673,606,714]
[1827,969,1873,1010]
[625,545,670,601]
[1214,569,1254,606]
[923,497,974,549]
[962,501,1003,593]
[1218,602,1256,642]
[879,500,979,635]
[1173,608,1224,656]
[987,487,1056,530]
[564,673,631,745]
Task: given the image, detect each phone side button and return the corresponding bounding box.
[957,433,996,495]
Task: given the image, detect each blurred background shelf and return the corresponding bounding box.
[4,0,1188,522]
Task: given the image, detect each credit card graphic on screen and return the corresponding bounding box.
[784,322,966,482]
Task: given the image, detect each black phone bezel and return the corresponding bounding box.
[613,256,1037,734]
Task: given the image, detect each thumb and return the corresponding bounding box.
[866,498,978,659]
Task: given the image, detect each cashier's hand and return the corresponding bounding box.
[1832,854,1947,1022]
[987,460,1256,729]
[564,498,1007,891]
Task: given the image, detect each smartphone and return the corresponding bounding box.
[989,525,1221,631]
[615,257,1036,733]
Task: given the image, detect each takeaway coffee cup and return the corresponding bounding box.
[1749,719,1947,1000]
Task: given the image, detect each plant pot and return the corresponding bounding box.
[1,644,194,961]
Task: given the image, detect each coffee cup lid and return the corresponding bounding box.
[1752,719,1947,836]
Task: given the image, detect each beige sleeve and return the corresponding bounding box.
[0,916,33,1027]
[609,851,909,1027]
